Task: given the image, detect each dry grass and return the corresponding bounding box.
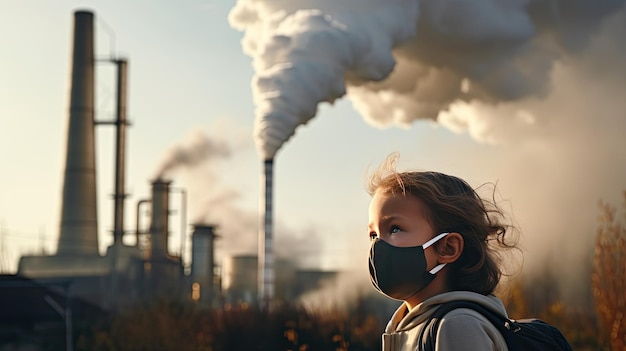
[500,279,606,350]
[592,191,626,351]
[76,299,384,351]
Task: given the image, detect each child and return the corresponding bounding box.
[367,154,517,351]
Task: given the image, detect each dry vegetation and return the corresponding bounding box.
[73,299,383,351]
[501,280,606,351]
[73,277,617,351]
[592,191,626,351]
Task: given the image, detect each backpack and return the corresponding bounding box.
[417,300,573,351]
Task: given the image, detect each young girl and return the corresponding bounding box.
[367,154,517,351]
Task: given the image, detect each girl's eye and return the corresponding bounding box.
[390,226,402,234]
[369,232,378,240]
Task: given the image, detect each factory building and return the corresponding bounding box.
[222,255,337,306]
[12,9,336,312]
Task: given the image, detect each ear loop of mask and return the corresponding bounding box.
[422,232,449,274]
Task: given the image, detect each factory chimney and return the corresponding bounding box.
[112,59,129,245]
[149,180,171,260]
[191,224,219,304]
[57,10,99,256]
[258,159,274,308]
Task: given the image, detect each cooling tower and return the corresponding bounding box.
[57,10,99,256]
[224,255,258,304]
[224,255,297,304]
[149,180,171,260]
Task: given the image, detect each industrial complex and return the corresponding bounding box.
[5,10,337,315]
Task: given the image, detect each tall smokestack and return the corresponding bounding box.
[57,10,99,256]
[112,59,128,245]
[258,159,274,307]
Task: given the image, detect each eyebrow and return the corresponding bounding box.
[369,215,406,229]
[381,215,405,222]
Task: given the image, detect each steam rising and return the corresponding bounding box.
[229,0,625,155]
[153,129,230,179]
[230,1,418,159]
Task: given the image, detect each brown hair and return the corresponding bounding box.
[366,153,518,295]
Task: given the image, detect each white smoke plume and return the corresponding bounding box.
[230,0,418,159]
[229,0,625,157]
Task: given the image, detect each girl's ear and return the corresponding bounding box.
[437,232,464,264]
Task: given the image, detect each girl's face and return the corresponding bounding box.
[368,189,449,308]
[368,189,436,248]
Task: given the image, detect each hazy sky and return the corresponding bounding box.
[1,1,625,302]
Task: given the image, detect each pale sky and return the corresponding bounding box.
[1,1,625,302]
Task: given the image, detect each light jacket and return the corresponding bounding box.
[382,291,509,351]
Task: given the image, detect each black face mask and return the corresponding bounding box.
[369,233,448,301]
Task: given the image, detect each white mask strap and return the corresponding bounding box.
[422,232,449,249]
[429,263,446,274]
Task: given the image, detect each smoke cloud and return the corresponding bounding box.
[229,0,625,156]
[230,0,418,159]
[153,128,231,179]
